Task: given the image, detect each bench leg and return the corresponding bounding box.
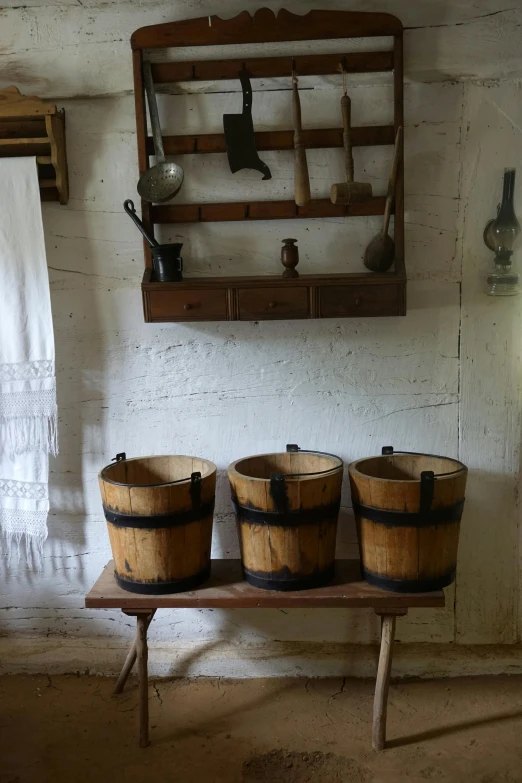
[136,613,150,748]
[372,610,406,751]
[122,609,153,747]
[114,610,156,695]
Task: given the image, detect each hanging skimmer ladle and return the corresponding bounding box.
[137,61,184,203]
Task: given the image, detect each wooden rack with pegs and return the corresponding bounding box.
[0,86,69,205]
[131,8,405,323]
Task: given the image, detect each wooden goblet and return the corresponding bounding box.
[281,238,299,278]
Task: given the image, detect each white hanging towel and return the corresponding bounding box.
[0,157,58,562]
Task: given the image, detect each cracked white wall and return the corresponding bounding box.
[0,1,521,676]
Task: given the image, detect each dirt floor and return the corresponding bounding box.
[1,675,522,783]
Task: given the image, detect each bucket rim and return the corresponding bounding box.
[228,450,344,482]
[99,454,217,487]
[348,451,467,483]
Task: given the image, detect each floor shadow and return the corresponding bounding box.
[153,680,299,745]
[387,708,522,749]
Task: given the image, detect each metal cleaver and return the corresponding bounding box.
[223,69,272,180]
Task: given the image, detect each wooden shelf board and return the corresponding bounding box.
[0,120,47,139]
[148,125,394,156]
[151,50,393,83]
[40,188,59,200]
[152,197,387,224]
[0,87,57,119]
[0,137,50,157]
[142,269,404,290]
[0,137,50,146]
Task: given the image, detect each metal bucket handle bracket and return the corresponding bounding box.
[112,452,126,462]
[420,471,435,514]
[269,472,288,513]
[285,444,344,476]
[190,471,202,510]
[382,446,460,514]
[267,443,344,514]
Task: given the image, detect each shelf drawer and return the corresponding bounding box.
[238,287,310,320]
[319,284,402,318]
[148,288,228,321]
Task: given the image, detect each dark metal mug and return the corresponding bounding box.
[151,243,183,282]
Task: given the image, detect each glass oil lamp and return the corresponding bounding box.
[483,168,521,296]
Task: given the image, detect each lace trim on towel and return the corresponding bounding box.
[0,388,58,456]
[0,479,48,501]
[0,508,48,566]
[0,360,54,383]
[0,387,57,418]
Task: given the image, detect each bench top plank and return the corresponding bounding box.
[85,560,445,609]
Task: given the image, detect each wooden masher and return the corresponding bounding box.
[330,66,372,205]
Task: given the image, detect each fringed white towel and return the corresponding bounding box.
[0,157,57,562]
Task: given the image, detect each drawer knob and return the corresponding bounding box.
[354,297,363,306]
[184,303,192,311]
[268,301,277,309]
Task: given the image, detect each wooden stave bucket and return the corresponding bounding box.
[99,453,216,594]
[228,446,344,591]
[348,448,467,593]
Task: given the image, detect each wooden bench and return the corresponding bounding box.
[86,559,444,750]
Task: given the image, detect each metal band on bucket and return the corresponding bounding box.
[232,498,341,528]
[352,499,464,528]
[104,499,215,529]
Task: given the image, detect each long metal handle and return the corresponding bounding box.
[143,61,166,163]
[381,446,464,477]
[123,200,159,248]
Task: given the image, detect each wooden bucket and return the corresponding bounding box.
[348,448,467,592]
[228,445,344,591]
[99,453,216,594]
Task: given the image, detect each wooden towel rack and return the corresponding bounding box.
[0,86,69,205]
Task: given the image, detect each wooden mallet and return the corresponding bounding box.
[330,67,372,205]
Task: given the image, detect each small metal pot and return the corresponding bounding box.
[151,243,183,282]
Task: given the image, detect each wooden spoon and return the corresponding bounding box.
[364,126,403,272]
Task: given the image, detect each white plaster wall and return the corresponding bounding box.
[0,0,521,676]
[1,1,522,97]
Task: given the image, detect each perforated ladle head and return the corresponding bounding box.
[137,61,184,204]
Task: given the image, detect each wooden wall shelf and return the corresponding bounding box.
[0,87,69,205]
[131,8,405,323]
[142,268,406,322]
